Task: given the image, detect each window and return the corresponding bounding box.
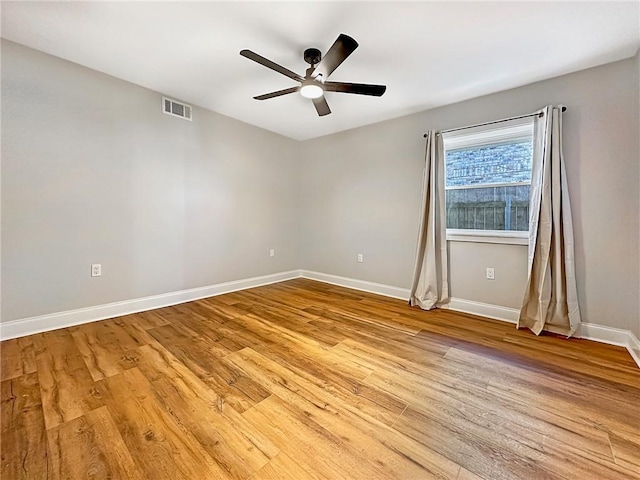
[443,118,534,244]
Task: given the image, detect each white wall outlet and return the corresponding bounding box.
[357,253,364,263]
[486,267,495,280]
[269,248,275,257]
[91,264,102,277]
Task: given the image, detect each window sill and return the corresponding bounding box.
[446,230,528,245]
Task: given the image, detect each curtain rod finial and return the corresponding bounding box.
[423,133,428,138]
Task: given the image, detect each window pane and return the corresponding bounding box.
[446,185,530,231]
[445,141,532,188]
[444,134,533,232]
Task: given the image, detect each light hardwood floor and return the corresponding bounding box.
[1,278,639,479]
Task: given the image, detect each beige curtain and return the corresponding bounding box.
[409,131,449,310]
[518,106,581,336]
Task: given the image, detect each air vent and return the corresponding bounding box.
[162,96,192,121]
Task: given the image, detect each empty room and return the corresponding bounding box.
[1,1,639,479]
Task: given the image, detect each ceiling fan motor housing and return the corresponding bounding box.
[303,48,322,66]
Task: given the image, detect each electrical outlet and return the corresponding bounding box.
[91,264,102,277]
[357,253,364,263]
[486,267,495,280]
[269,249,275,257]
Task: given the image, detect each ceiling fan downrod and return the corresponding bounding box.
[303,48,322,67]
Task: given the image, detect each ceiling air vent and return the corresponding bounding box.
[162,96,192,121]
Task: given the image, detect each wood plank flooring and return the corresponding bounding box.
[1,278,639,479]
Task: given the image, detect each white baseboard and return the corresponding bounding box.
[445,298,640,368]
[630,336,640,367]
[447,297,519,324]
[299,270,410,300]
[3,267,639,369]
[579,323,634,347]
[0,270,301,341]
[579,323,640,368]
[299,271,639,368]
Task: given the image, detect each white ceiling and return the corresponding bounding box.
[1,1,639,141]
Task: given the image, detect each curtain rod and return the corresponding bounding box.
[423,106,567,138]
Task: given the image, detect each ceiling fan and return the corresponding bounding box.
[240,34,386,117]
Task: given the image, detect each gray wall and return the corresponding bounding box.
[1,40,300,322]
[636,50,640,339]
[3,40,639,337]
[299,56,640,334]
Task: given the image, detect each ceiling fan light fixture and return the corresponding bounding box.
[300,83,323,99]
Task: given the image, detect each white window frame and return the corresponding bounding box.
[443,118,534,245]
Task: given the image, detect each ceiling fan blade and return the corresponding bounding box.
[313,34,358,80]
[324,82,386,96]
[254,87,300,100]
[240,49,303,82]
[312,96,331,116]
